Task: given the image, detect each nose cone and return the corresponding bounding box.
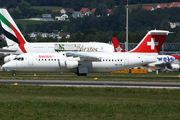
[2,61,16,71]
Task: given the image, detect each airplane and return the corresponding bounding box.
[2,30,169,76]
[0,8,114,63]
[112,37,180,71]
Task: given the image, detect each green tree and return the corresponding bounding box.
[10,9,22,19]
[19,0,31,18]
[94,3,108,16]
[24,34,33,42]
[112,0,125,15]
[26,24,34,33]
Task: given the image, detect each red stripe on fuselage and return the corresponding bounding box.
[10,23,27,53]
[171,55,180,62]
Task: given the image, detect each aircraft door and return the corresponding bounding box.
[124,56,129,66]
[28,55,34,66]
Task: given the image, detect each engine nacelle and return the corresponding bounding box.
[170,63,179,71]
[60,60,78,69]
[4,55,17,63]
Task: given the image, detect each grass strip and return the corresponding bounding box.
[0,85,180,119]
[1,71,180,82]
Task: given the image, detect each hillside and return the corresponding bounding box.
[0,1,180,43]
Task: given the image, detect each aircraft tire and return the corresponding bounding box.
[12,73,16,76]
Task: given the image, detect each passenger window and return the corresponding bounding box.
[54,59,56,61]
[51,59,53,61]
[21,57,24,61]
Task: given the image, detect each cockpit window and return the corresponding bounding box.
[13,57,17,60]
[16,57,24,61]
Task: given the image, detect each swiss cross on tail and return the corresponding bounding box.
[112,37,125,52]
[129,30,169,53]
[147,38,158,50]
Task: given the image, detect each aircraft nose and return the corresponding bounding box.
[2,61,16,71]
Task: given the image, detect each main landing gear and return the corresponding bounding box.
[76,66,88,76]
[12,71,16,76]
[76,73,87,76]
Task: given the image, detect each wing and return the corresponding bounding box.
[0,48,16,52]
[0,48,17,57]
[66,52,101,61]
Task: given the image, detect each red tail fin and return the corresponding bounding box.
[129,30,169,53]
[112,37,125,52]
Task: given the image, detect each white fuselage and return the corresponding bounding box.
[3,42,115,63]
[3,42,114,54]
[2,52,157,73]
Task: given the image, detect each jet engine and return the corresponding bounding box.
[4,55,17,63]
[60,60,78,69]
[168,63,180,71]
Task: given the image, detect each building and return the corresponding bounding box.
[60,8,74,15]
[168,2,180,8]
[155,4,167,9]
[42,14,53,21]
[72,11,84,18]
[142,6,154,11]
[55,13,69,21]
[80,8,92,16]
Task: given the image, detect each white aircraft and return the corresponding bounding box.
[112,37,180,71]
[0,8,114,63]
[2,30,169,76]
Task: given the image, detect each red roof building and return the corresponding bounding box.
[168,2,180,8]
[80,8,89,14]
[56,9,62,12]
[142,6,154,11]
[128,8,133,13]
[155,4,167,9]
[91,8,96,14]
[108,9,112,13]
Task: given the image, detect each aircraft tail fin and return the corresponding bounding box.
[0,8,27,53]
[112,37,125,52]
[129,30,169,54]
